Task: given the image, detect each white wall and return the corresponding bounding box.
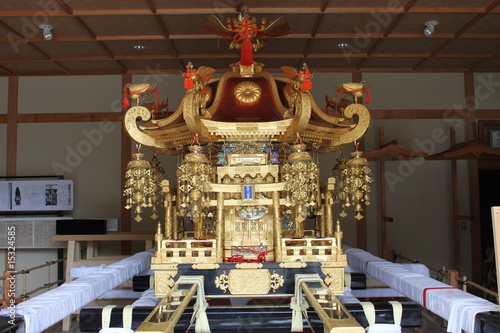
[17,122,121,219]
[363,72,465,110]
[474,73,500,110]
[18,76,122,114]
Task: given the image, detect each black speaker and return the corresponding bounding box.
[56,219,107,235]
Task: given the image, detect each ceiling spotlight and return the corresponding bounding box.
[39,24,53,40]
[423,21,439,37]
[337,42,350,49]
[133,45,146,50]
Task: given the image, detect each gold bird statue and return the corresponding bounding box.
[182,62,215,92]
[203,6,291,66]
[335,81,370,104]
[281,64,313,91]
[122,83,158,107]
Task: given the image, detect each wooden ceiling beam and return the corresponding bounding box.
[355,0,417,71]
[300,0,329,64]
[0,52,493,64]
[16,113,122,123]
[72,9,153,15]
[408,7,487,13]
[7,32,500,45]
[0,19,24,40]
[96,35,166,41]
[54,0,74,15]
[0,10,68,16]
[15,5,495,17]
[0,64,13,75]
[145,0,180,68]
[55,5,129,74]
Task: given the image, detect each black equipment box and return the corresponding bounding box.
[56,219,107,235]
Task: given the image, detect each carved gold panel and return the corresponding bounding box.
[235,263,263,269]
[279,261,307,269]
[215,269,284,294]
[322,267,344,294]
[154,269,177,297]
[192,263,220,270]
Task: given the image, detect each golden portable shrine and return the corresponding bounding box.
[123,8,372,332]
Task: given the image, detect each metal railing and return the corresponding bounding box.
[1,257,66,308]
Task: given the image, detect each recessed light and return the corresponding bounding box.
[337,42,350,49]
[133,45,145,50]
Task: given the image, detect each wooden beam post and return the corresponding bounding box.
[464,72,481,283]
[379,128,388,259]
[450,127,461,272]
[121,74,132,255]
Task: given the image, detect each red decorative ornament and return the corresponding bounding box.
[122,87,130,108]
[364,84,371,104]
[224,248,274,263]
[202,7,291,67]
[240,37,254,66]
[182,62,196,89]
[299,64,313,91]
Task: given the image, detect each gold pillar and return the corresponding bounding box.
[272,191,282,262]
[320,205,326,238]
[155,222,163,256]
[172,201,179,240]
[162,180,173,239]
[216,192,225,262]
[325,190,333,237]
[334,219,343,255]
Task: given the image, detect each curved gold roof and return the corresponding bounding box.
[124,63,370,154]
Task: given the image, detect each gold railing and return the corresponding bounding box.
[156,239,217,264]
[1,257,66,308]
[282,237,338,262]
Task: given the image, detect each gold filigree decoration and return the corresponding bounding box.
[226,269,274,295]
[215,271,229,293]
[321,261,347,268]
[346,147,372,220]
[283,141,319,220]
[154,270,177,297]
[178,142,212,218]
[322,267,344,294]
[279,262,307,269]
[235,262,263,269]
[234,81,261,104]
[270,270,285,292]
[192,263,220,270]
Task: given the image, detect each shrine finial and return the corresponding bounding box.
[202,6,291,66]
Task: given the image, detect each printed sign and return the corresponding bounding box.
[0,180,73,212]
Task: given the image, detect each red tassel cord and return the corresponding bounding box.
[182,62,195,89]
[301,79,312,91]
[224,248,274,263]
[154,92,159,113]
[363,84,371,104]
[240,38,253,66]
[235,15,258,66]
[122,87,130,108]
[299,63,313,91]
